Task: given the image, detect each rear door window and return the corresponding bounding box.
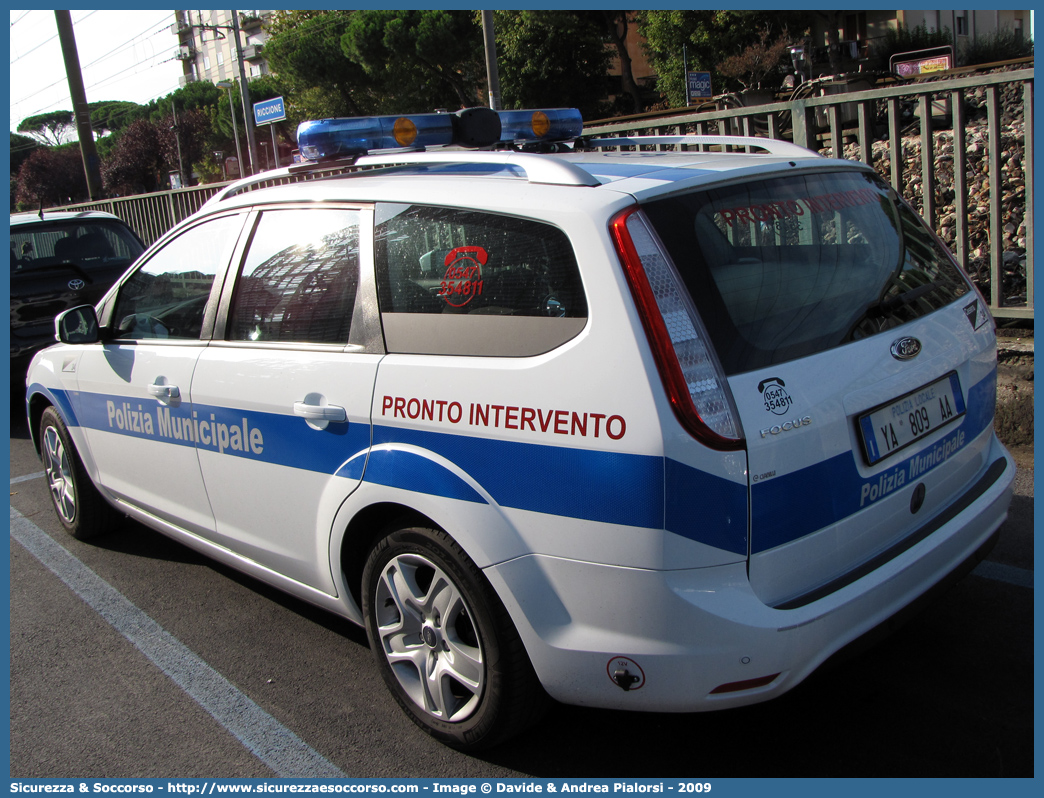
[642,170,971,374]
[374,204,587,356]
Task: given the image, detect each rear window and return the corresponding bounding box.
[11,219,143,273]
[642,170,971,375]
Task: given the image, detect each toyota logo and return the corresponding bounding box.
[890,336,922,360]
[67,278,86,291]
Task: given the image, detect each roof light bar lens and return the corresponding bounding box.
[297,114,455,161]
[295,107,584,160]
[497,108,583,142]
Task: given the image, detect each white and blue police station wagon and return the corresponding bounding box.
[27,107,1016,750]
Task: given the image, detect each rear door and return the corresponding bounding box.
[191,205,381,593]
[641,168,999,606]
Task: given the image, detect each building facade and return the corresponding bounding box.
[173,10,272,88]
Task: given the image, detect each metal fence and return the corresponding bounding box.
[43,67,1032,321]
[585,67,1033,322]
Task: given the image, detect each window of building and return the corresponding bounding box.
[228,209,361,345]
[956,14,968,36]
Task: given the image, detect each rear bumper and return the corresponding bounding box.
[484,434,1015,712]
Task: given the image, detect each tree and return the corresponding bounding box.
[342,10,485,112]
[17,110,75,146]
[494,11,612,120]
[159,108,212,187]
[15,145,88,208]
[716,29,794,92]
[265,10,372,119]
[10,132,38,175]
[596,11,645,115]
[87,101,142,137]
[638,10,815,107]
[100,118,165,195]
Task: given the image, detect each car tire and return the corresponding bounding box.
[39,406,119,540]
[362,524,548,750]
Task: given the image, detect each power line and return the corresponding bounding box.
[11,14,176,122]
[81,17,172,70]
[9,10,96,65]
[12,23,173,109]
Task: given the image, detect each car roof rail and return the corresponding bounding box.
[201,149,601,208]
[583,135,818,158]
[355,150,602,187]
[202,166,300,207]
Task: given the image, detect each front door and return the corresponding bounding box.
[192,206,381,593]
[74,213,246,535]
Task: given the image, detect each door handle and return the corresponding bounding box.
[148,383,180,400]
[293,402,347,422]
[293,400,347,430]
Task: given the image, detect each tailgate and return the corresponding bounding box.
[731,300,999,606]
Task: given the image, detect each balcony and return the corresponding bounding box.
[171,14,191,36]
[174,45,195,61]
[239,12,264,30]
[242,44,264,61]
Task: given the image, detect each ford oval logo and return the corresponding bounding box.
[890,336,922,360]
[68,278,86,291]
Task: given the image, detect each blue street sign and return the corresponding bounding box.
[687,72,713,100]
[254,96,286,126]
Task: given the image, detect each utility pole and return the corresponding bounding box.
[54,11,102,199]
[480,11,501,110]
[231,10,258,176]
[171,100,186,187]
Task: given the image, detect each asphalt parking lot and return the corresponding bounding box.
[8,401,1034,778]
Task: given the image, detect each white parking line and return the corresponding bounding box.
[970,560,1034,589]
[10,471,44,485]
[9,504,347,779]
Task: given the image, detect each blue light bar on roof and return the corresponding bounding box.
[295,107,584,161]
[497,108,583,143]
[297,114,455,161]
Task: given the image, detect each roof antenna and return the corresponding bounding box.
[38,201,44,220]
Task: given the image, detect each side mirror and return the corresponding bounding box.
[55,305,100,344]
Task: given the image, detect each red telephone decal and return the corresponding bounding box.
[439,246,488,308]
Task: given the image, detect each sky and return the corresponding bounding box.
[9,9,182,137]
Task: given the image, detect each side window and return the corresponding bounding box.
[228,208,361,345]
[112,214,241,340]
[374,204,587,356]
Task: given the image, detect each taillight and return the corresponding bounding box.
[610,206,744,450]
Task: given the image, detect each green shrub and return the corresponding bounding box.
[869,24,953,71]
[960,27,1033,66]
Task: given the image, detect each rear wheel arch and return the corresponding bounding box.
[339,502,435,610]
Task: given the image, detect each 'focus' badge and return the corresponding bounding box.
[890,336,922,360]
